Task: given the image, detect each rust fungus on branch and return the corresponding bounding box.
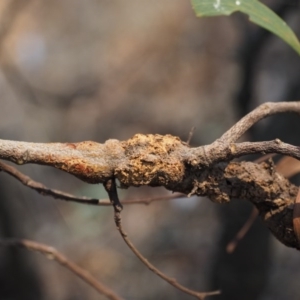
[117,134,187,187]
[1,102,300,248]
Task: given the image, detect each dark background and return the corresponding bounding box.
[0,1,300,299]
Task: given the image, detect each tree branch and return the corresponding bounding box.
[217,101,300,143]
[0,102,300,249]
[0,160,184,205]
[229,140,300,159]
[226,208,259,253]
[105,178,220,300]
[225,154,276,253]
[0,239,123,300]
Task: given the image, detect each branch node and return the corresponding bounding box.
[104,178,123,212]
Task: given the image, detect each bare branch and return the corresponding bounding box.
[226,154,300,253]
[218,101,300,143]
[186,126,196,145]
[0,144,300,247]
[230,140,300,160]
[0,239,123,300]
[226,208,259,254]
[1,102,300,248]
[122,193,186,205]
[105,179,220,300]
[0,139,119,183]
[0,161,101,205]
[104,179,123,212]
[115,212,220,299]
[1,102,300,186]
[0,160,185,206]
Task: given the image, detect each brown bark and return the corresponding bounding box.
[0,102,300,249]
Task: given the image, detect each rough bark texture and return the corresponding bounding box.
[194,160,297,249]
[0,133,299,249]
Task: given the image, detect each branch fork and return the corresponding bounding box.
[1,101,300,298]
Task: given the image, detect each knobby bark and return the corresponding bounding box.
[0,102,300,249]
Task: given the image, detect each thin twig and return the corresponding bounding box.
[1,102,300,248]
[122,193,186,205]
[0,160,185,206]
[226,208,259,253]
[104,178,123,212]
[218,101,300,143]
[105,179,220,300]
[0,238,123,300]
[187,126,196,145]
[0,160,100,204]
[231,140,300,160]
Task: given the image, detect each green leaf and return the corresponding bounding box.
[191,0,300,56]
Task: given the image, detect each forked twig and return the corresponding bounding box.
[199,102,300,165]
[1,102,300,184]
[104,178,220,300]
[0,239,123,300]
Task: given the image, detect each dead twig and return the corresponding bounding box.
[186,126,196,145]
[0,160,101,205]
[0,238,123,300]
[201,101,300,165]
[1,102,300,186]
[228,140,300,160]
[1,102,300,248]
[218,101,300,143]
[226,208,259,253]
[104,178,220,300]
[0,160,185,206]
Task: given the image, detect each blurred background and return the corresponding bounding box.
[0,0,300,299]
